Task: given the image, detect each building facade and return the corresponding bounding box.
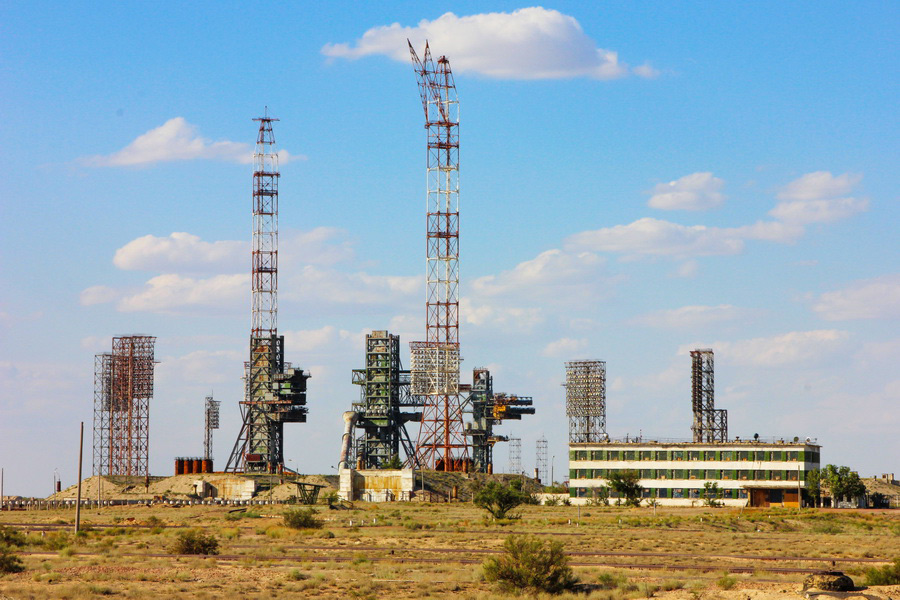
[569,439,820,507]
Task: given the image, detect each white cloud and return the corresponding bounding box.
[770,171,867,224]
[115,274,247,314]
[471,249,609,298]
[687,330,849,368]
[83,117,297,167]
[156,349,244,388]
[114,232,246,273]
[672,260,698,278]
[813,274,900,321]
[541,337,588,358]
[461,298,544,331]
[80,285,120,306]
[633,305,747,329]
[777,171,862,201]
[282,325,364,355]
[322,8,653,80]
[648,172,725,211]
[769,197,868,224]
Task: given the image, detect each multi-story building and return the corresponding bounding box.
[568,438,821,507]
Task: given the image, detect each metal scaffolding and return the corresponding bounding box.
[92,335,156,478]
[226,113,310,474]
[564,360,607,443]
[466,368,535,473]
[350,330,420,468]
[408,42,467,471]
[204,395,220,462]
[508,437,522,475]
[536,436,548,485]
[691,349,727,442]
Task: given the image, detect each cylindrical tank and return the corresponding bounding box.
[192,459,202,474]
[486,463,493,475]
[56,481,61,493]
[339,411,359,469]
[175,458,184,475]
[201,459,212,474]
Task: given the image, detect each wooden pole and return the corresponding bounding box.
[75,421,84,534]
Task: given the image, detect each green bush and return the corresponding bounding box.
[0,526,26,548]
[171,529,219,555]
[717,574,738,589]
[483,535,577,594]
[864,558,900,586]
[283,507,323,530]
[474,480,531,519]
[0,547,24,573]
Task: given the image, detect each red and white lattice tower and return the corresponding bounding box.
[408,41,468,471]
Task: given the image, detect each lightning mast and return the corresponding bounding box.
[226,112,309,474]
[408,42,468,471]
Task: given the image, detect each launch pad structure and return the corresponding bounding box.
[225,113,310,475]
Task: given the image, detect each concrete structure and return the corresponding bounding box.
[339,468,415,502]
[568,439,821,507]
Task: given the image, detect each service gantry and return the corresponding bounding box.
[408,42,468,471]
[225,113,310,474]
[92,335,156,478]
[466,368,535,474]
[690,348,728,442]
[349,330,421,469]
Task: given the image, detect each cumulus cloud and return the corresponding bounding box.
[541,337,588,358]
[80,274,247,314]
[632,305,747,329]
[770,171,867,224]
[83,117,297,167]
[686,330,849,368]
[813,274,900,321]
[322,7,654,80]
[114,232,246,273]
[471,249,610,299]
[648,172,725,211]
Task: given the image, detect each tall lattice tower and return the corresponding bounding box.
[204,395,220,463]
[92,335,156,478]
[565,360,607,443]
[226,113,310,474]
[690,349,727,442]
[536,436,548,484]
[408,42,467,471]
[507,437,522,474]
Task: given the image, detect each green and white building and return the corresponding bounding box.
[568,438,821,507]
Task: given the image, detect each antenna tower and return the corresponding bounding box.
[536,436,548,484]
[408,41,468,471]
[204,395,220,462]
[226,113,309,474]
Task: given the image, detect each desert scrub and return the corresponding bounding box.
[283,507,323,529]
[482,535,577,594]
[717,573,738,589]
[864,558,900,586]
[0,546,25,573]
[170,528,219,555]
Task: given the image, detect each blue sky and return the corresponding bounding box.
[1,3,897,496]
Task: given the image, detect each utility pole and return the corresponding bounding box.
[75,421,84,534]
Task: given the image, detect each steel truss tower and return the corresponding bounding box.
[350,330,420,468]
[226,113,310,474]
[408,42,467,471]
[536,436,548,485]
[92,335,156,478]
[507,437,522,474]
[690,349,727,442]
[204,395,220,463]
[467,368,535,473]
[565,360,607,443]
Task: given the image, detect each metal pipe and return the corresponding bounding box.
[339,411,358,469]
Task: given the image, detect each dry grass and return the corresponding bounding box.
[0,504,898,598]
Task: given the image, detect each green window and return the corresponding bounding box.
[569,469,577,479]
[706,469,721,479]
[625,451,636,461]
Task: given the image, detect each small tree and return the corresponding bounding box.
[171,529,219,555]
[608,470,642,507]
[806,468,822,507]
[474,480,531,520]
[589,486,610,506]
[483,535,577,594]
[283,507,323,529]
[381,454,403,470]
[703,481,722,507]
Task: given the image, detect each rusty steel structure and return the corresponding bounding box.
[408,41,468,471]
[565,360,607,443]
[226,113,310,474]
[690,349,727,442]
[92,335,156,478]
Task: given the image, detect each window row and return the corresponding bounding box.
[570,449,819,463]
[569,468,802,482]
[571,487,750,500]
